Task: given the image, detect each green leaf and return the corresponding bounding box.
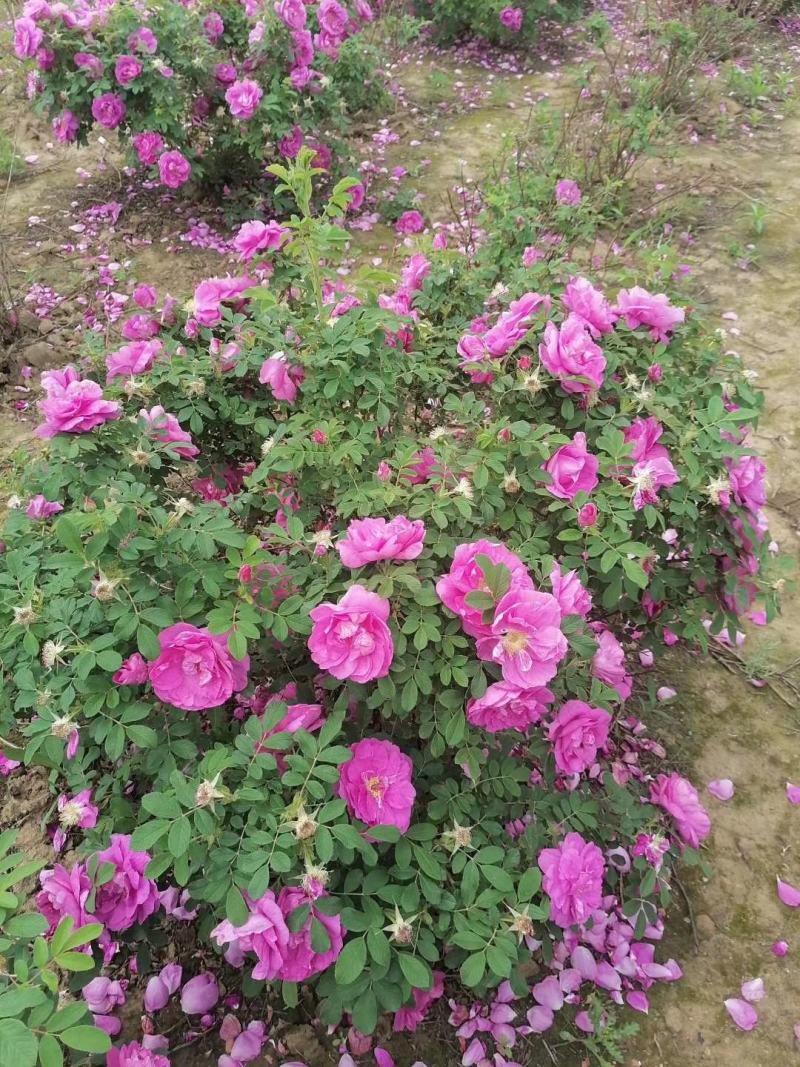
[310,917,331,954]
[131,821,169,851]
[351,987,378,1034]
[168,817,191,858]
[45,1003,89,1033]
[0,1019,38,1067]
[225,886,249,927]
[366,928,390,966]
[142,794,182,820]
[517,867,542,901]
[37,1034,62,1067]
[0,989,47,1018]
[334,936,367,985]
[460,951,486,987]
[4,913,49,939]
[59,1025,111,1053]
[136,624,160,661]
[54,517,83,556]
[55,952,95,973]
[397,953,432,990]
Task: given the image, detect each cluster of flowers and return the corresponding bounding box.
[14,0,379,189]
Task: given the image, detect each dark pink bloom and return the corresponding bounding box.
[13,17,43,59]
[128,27,158,53]
[275,0,306,29]
[318,0,349,36]
[132,132,164,166]
[337,737,415,832]
[93,834,159,932]
[113,653,149,685]
[591,630,632,700]
[37,862,91,933]
[555,179,581,206]
[395,210,425,235]
[538,831,605,927]
[225,79,263,120]
[158,150,191,188]
[549,563,592,617]
[338,515,425,568]
[133,284,158,308]
[202,12,225,43]
[436,539,534,638]
[36,378,120,438]
[114,55,142,85]
[467,681,553,733]
[121,314,160,342]
[149,623,249,712]
[280,124,305,158]
[539,315,605,395]
[107,1043,169,1067]
[615,286,685,342]
[499,6,523,31]
[562,277,616,336]
[52,110,79,143]
[476,588,567,688]
[393,970,445,1031]
[631,456,680,510]
[726,454,767,512]
[211,894,289,981]
[543,432,599,501]
[26,495,62,520]
[193,276,252,327]
[276,887,344,980]
[234,219,289,261]
[548,700,612,775]
[624,417,668,464]
[214,62,238,85]
[650,772,710,848]
[291,29,314,67]
[91,93,126,129]
[577,502,598,528]
[74,52,104,79]
[140,406,199,459]
[106,339,163,381]
[259,354,303,403]
[309,585,393,682]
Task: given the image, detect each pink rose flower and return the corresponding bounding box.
[623,416,668,464]
[26,495,62,520]
[180,972,219,1014]
[555,179,581,206]
[149,623,249,711]
[259,354,303,404]
[548,700,612,775]
[395,210,425,235]
[36,378,121,438]
[476,588,567,688]
[538,831,605,927]
[591,630,632,700]
[630,456,680,510]
[128,27,158,54]
[436,540,534,638]
[549,563,592,617]
[499,6,523,31]
[234,219,290,261]
[275,0,307,29]
[14,17,43,59]
[92,834,159,931]
[650,772,710,848]
[158,149,191,188]
[225,78,263,119]
[394,970,445,1031]
[121,314,159,342]
[214,62,238,85]
[726,454,766,512]
[202,11,225,43]
[337,515,426,568]
[467,681,553,733]
[577,502,598,528]
[562,277,616,337]
[52,110,79,143]
[193,276,252,327]
[292,29,314,67]
[57,788,98,833]
[140,406,199,459]
[211,892,290,980]
[106,339,163,381]
[82,976,126,1014]
[107,1042,169,1067]
[280,124,305,158]
[91,92,126,129]
[337,738,416,832]
[543,432,599,501]
[308,585,393,682]
[132,131,164,166]
[319,0,349,36]
[37,862,91,933]
[113,653,148,685]
[144,963,182,1013]
[114,54,142,85]
[539,315,606,395]
[132,283,157,309]
[276,887,344,980]
[615,286,685,342]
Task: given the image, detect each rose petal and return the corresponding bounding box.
[741,978,764,1003]
[787,782,800,805]
[771,940,789,957]
[626,990,649,1014]
[724,997,758,1031]
[708,778,734,801]
[526,1005,554,1033]
[656,686,677,702]
[777,878,800,908]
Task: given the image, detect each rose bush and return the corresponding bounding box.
[413,0,584,45]
[14,0,385,193]
[0,153,779,1061]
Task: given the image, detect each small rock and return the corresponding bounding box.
[16,309,41,332]
[665,1006,685,1034]
[696,913,716,940]
[21,341,55,369]
[38,319,55,335]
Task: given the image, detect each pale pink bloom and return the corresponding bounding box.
[543,433,599,501]
[107,1042,169,1067]
[275,0,306,29]
[234,220,289,261]
[106,339,163,381]
[319,0,349,35]
[499,6,523,31]
[91,92,126,129]
[74,52,104,79]
[522,245,543,266]
[0,753,21,776]
[631,456,680,510]
[128,27,158,54]
[562,277,616,337]
[724,998,758,1031]
[202,11,225,42]
[650,772,710,848]
[140,406,199,459]
[726,454,767,513]
[226,78,263,119]
[144,963,182,1012]
[393,971,445,1031]
[180,972,220,1014]
[159,886,198,920]
[538,831,605,927]
[555,179,581,206]
[93,834,159,931]
[211,894,289,980]
[436,540,533,638]
[707,778,734,801]
[36,378,121,438]
[259,354,303,404]
[467,681,553,733]
[395,210,425,235]
[548,700,612,775]
[149,623,248,712]
[37,862,91,933]
[133,284,158,308]
[82,976,126,1014]
[132,132,164,166]
[14,17,43,58]
[476,588,567,688]
[276,887,344,980]
[114,54,142,85]
[158,150,191,188]
[549,564,592,617]
[113,653,148,685]
[308,585,393,682]
[338,515,425,568]
[539,315,606,395]
[526,1004,554,1032]
[533,975,563,1011]
[777,878,800,907]
[193,276,252,327]
[788,782,800,804]
[52,110,79,143]
[26,495,62,520]
[615,286,685,342]
[337,737,415,832]
[57,788,98,833]
[592,630,632,700]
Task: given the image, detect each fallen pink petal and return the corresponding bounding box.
[724,998,758,1031]
[777,878,800,908]
[708,778,735,801]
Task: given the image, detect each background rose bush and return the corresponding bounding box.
[14,0,385,194]
[413,0,584,45]
[0,153,779,1059]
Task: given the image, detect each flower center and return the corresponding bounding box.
[184,653,212,684]
[335,620,358,640]
[501,630,528,656]
[59,801,82,827]
[365,774,385,802]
